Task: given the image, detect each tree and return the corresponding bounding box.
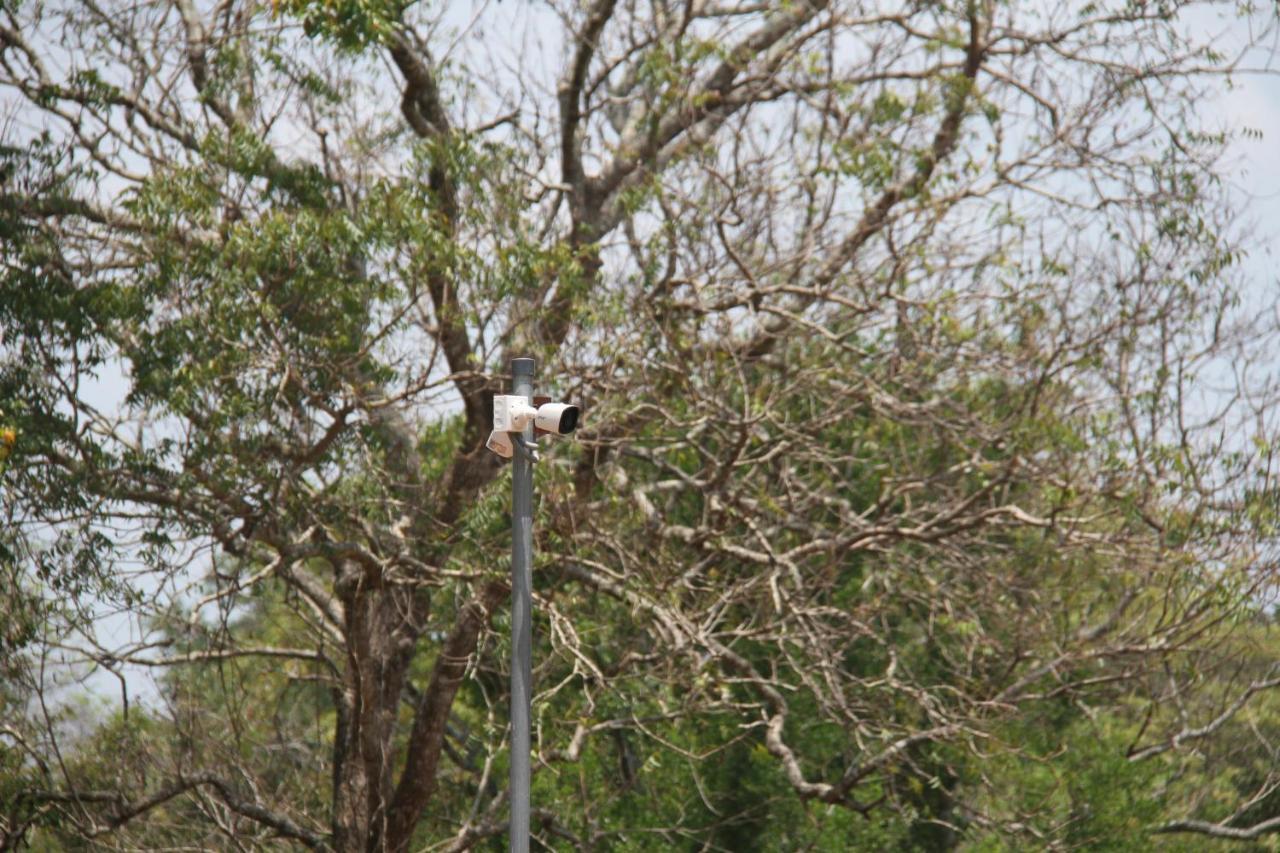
[3,0,1280,849]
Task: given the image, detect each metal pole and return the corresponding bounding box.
[509,357,535,853]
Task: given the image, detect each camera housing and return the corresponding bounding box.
[493,395,539,433]
[485,429,514,459]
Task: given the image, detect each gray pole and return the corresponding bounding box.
[509,357,535,853]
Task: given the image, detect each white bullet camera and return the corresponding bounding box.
[488,394,580,459]
[533,402,580,436]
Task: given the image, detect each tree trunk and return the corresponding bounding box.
[332,572,420,852]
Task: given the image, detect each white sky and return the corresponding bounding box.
[1196,7,1280,277]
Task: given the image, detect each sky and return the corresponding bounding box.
[1199,8,1280,281]
[1224,74,1280,271]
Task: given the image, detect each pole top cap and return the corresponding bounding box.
[511,357,536,376]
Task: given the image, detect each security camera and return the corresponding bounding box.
[534,402,580,436]
[488,394,580,458]
[486,429,514,459]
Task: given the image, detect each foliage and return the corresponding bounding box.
[3,0,1280,850]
